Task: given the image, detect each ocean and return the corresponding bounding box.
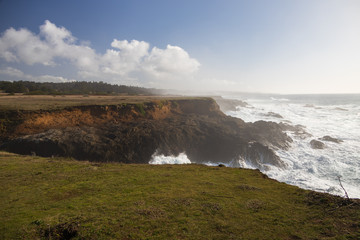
[150,94,360,199]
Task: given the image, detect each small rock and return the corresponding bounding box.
[319,135,343,143]
[310,139,325,149]
[304,104,315,108]
[333,107,348,111]
[263,112,283,119]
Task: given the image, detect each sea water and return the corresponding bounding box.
[151,94,360,199]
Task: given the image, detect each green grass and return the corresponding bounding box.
[0,152,359,239]
[136,103,146,116]
[0,94,208,111]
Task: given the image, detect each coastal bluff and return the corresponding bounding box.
[0,97,291,169]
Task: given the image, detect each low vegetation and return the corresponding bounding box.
[1,152,359,239]
[0,95,205,111]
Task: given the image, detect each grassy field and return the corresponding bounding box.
[1,152,359,239]
[0,94,202,111]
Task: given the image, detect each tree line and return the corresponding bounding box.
[0,81,161,95]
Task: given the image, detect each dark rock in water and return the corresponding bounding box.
[333,107,348,111]
[310,140,325,149]
[304,104,315,108]
[304,104,322,109]
[263,112,283,119]
[243,141,286,169]
[319,135,343,143]
[248,121,293,150]
[0,99,291,169]
[213,96,250,112]
[279,122,312,139]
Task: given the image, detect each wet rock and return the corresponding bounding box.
[310,139,325,149]
[333,107,348,111]
[304,104,322,110]
[319,135,343,143]
[263,112,283,119]
[0,99,292,168]
[304,104,315,108]
[243,141,286,169]
[279,122,312,139]
[248,121,293,150]
[213,96,250,112]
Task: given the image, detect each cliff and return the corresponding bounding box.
[0,97,292,169]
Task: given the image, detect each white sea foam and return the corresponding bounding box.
[149,152,191,165]
[148,94,360,198]
[227,95,360,198]
[270,97,290,102]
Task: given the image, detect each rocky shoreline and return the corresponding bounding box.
[0,98,293,169]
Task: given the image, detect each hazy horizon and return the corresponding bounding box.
[0,0,359,94]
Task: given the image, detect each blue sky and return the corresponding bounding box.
[0,0,359,93]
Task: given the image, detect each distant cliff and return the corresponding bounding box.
[0,98,292,169]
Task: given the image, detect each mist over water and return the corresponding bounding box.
[150,93,360,199]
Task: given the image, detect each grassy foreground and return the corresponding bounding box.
[0,152,359,239]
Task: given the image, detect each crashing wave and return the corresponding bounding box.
[149,152,191,165]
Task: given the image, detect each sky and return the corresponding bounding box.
[0,0,359,94]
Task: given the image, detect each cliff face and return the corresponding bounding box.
[0,98,291,169]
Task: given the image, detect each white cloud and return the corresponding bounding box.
[40,20,75,45]
[0,27,53,65]
[101,39,149,76]
[36,75,75,83]
[0,67,75,83]
[111,39,149,60]
[39,20,99,71]
[0,66,25,78]
[0,20,200,87]
[143,45,200,78]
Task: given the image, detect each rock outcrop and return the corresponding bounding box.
[319,135,343,143]
[0,98,292,169]
[279,122,312,139]
[263,112,283,119]
[213,96,250,112]
[310,139,325,149]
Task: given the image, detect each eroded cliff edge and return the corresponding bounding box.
[0,98,292,169]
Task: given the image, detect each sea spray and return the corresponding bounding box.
[149,152,191,165]
[148,94,360,198]
[226,94,360,198]
[146,94,360,198]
